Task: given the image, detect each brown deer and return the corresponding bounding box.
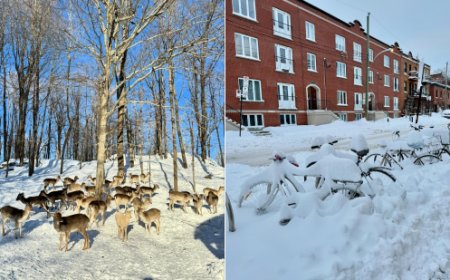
[136,207,160,236]
[1,203,32,238]
[115,210,133,241]
[53,212,90,251]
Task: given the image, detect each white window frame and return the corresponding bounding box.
[393,77,399,92]
[384,96,390,108]
[353,42,362,62]
[277,83,296,109]
[354,92,363,110]
[393,59,399,74]
[280,114,297,126]
[337,90,347,106]
[336,62,347,78]
[235,33,259,60]
[275,44,293,73]
[368,70,374,84]
[242,114,264,128]
[369,48,374,62]
[307,53,317,72]
[384,55,390,68]
[393,97,399,110]
[305,21,315,42]
[232,0,256,21]
[238,77,263,102]
[384,75,390,87]
[354,67,362,85]
[272,8,291,39]
[339,113,347,121]
[335,35,346,52]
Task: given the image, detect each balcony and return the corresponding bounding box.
[408,70,419,81]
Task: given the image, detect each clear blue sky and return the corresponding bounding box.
[305,0,450,74]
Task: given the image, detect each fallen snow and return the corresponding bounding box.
[0,155,224,279]
[226,114,450,279]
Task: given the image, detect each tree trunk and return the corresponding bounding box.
[175,89,188,168]
[168,63,178,191]
[96,86,109,197]
[29,53,40,176]
[189,120,196,193]
[199,52,208,162]
[126,112,135,168]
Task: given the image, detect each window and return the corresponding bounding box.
[393,59,399,74]
[353,42,362,62]
[404,62,408,73]
[337,90,347,105]
[393,97,399,110]
[336,62,346,78]
[235,33,259,60]
[404,81,407,92]
[384,96,390,107]
[368,70,374,84]
[280,114,296,125]
[354,92,363,110]
[384,55,390,68]
[277,83,296,109]
[305,21,315,41]
[307,53,317,72]
[339,113,347,121]
[238,78,262,101]
[335,35,346,52]
[384,75,390,87]
[275,44,293,73]
[232,0,256,20]
[242,114,263,127]
[393,77,399,92]
[272,8,291,39]
[355,113,362,120]
[369,48,374,62]
[354,67,362,85]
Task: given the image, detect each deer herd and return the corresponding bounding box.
[0,171,224,252]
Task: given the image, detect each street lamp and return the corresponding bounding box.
[365,47,394,119]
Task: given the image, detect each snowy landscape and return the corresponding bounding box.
[226,114,450,279]
[0,155,224,280]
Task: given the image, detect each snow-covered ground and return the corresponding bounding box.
[0,155,224,280]
[226,114,450,279]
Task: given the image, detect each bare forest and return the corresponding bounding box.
[0,0,224,193]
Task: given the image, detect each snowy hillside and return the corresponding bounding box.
[0,155,224,280]
[226,114,450,279]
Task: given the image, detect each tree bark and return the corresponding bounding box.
[168,62,178,191]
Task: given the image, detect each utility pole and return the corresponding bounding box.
[365,13,370,119]
[446,62,448,109]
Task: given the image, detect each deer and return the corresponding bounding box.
[115,186,137,196]
[16,192,49,213]
[65,190,85,210]
[137,184,159,197]
[139,172,150,183]
[115,210,133,241]
[63,176,79,186]
[136,206,160,236]
[111,174,125,187]
[192,194,205,216]
[67,182,86,193]
[131,196,152,221]
[129,174,140,185]
[206,191,219,214]
[114,192,137,211]
[87,198,110,227]
[1,203,32,238]
[202,186,224,197]
[168,190,192,212]
[41,188,67,210]
[75,196,97,213]
[43,175,61,191]
[87,175,96,185]
[52,212,90,251]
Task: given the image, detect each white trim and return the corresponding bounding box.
[232,0,257,21]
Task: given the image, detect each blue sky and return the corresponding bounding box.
[305,0,450,74]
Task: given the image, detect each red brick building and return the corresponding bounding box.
[428,73,450,111]
[226,0,423,127]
